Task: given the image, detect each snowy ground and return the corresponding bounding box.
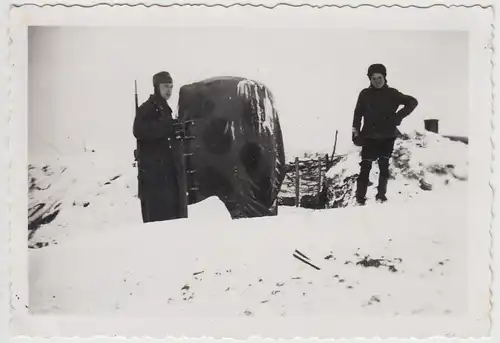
[29,190,467,317]
[27,130,469,318]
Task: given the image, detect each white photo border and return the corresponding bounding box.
[5,2,496,340]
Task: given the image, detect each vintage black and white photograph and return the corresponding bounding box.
[7,3,493,339]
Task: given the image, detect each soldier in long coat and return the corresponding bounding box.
[352,64,418,205]
[133,71,180,222]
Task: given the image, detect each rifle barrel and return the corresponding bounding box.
[134,80,139,113]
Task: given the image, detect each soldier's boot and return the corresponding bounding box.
[356,159,372,204]
[376,158,390,202]
[356,181,368,205]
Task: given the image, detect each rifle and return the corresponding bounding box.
[134,80,138,113]
[134,80,139,162]
[134,80,141,199]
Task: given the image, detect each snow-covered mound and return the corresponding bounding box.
[28,153,142,248]
[28,152,232,249]
[325,130,468,208]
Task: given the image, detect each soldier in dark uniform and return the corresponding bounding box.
[352,64,418,205]
[133,71,180,222]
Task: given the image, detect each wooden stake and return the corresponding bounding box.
[295,157,300,207]
[318,157,323,201]
[330,130,339,167]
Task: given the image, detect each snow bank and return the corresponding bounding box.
[28,130,468,250]
[325,130,468,207]
[29,191,467,317]
[29,152,142,247]
[28,152,231,248]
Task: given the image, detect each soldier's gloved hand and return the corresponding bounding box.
[174,131,184,140]
[393,112,403,126]
[172,122,183,140]
[352,127,363,147]
[171,118,180,127]
[163,117,177,138]
[352,127,359,140]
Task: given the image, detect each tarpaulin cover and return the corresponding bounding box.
[178,76,286,218]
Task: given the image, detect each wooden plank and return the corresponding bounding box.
[330,130,339,167]
[174,121,189,219]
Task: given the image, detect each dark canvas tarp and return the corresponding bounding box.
[178,76,286,218]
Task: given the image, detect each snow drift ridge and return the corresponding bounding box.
[324,130,468,208]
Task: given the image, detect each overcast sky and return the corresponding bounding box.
[28,26,468,161]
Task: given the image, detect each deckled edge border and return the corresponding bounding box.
[2,0,10,342]
[6,0,14,341]
[5,2,497,341]
[7,2,497,9]
[490,0,496,339]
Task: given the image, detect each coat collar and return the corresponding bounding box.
[150,93,172,113]
[368,83,389,91]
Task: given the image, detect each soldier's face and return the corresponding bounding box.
[159,83,173,100]
[370,73,385,88]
